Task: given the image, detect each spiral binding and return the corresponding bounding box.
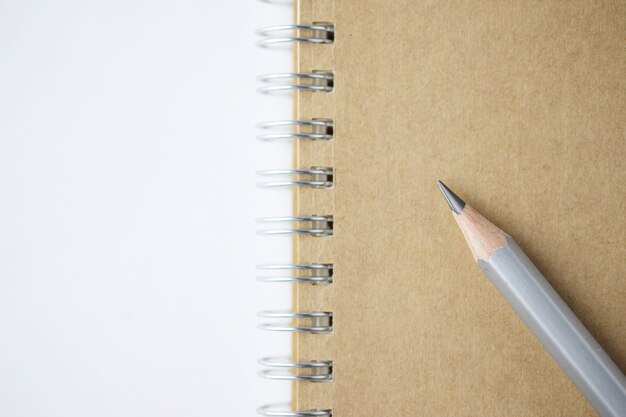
[258,71,334,94]
[257,264,333,284]
[257,215,333,236]
[258,310,333,333]
[257,119,334,142]
[256,24,334,48]
[259,357,333,382]
[256,2,334,415]
[257,167,333,188]
[257,404,332,417]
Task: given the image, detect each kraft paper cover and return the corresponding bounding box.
[293,1,625,415]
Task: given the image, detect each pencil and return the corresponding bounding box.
[437,181,626,417]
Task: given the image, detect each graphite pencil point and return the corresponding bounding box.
[437,181,466,214]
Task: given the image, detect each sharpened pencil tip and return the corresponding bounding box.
[437,181,466,214]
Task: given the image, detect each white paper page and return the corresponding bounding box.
[0,0,293,415]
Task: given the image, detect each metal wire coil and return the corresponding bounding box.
[258,72,334,94]
[257,119,334,142]
[257,215,333,237]
[256,264,333,284]
[256,24,334,48]
[257,404,332,417]
[258,357,333,382]
[257,167,333,188]
[258,310,333,333]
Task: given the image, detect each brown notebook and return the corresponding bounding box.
[289,1,625,416]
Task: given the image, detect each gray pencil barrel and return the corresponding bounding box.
[478,237,626,417]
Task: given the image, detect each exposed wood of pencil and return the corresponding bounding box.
[452,205,508,261]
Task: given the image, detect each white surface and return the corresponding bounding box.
[0,1,293,415]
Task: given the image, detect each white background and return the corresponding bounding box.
[0,1,293,415]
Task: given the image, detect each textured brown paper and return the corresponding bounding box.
[293,1,626,416]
